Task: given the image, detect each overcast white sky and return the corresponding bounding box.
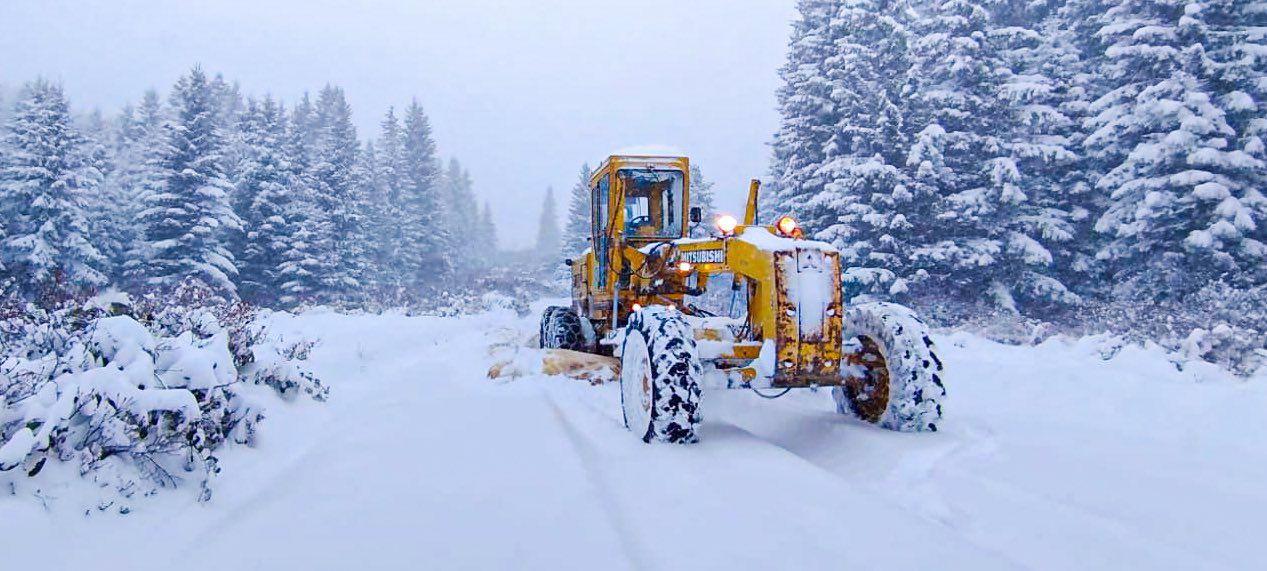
[0,0,797,246]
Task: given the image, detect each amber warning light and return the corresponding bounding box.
[776,215,800,237]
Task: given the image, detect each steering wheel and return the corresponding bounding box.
[635,241,676,279]
[627,215,652,231]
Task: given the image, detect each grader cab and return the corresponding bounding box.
[540,154,945,443]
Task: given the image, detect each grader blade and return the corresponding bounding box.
[488,348,619,385]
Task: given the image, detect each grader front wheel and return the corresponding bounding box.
[619,307,703,444]
[833,302,946,432]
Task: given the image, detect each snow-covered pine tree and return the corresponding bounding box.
[135,90,167,149]
[828,153,911,299]
[344,104,376,296]
[118,90,169,285]
[105,102,139,232]
[231,96,296,304]
[767,0,841,220]
[901,0,1065,312]
[792,0,913,297]
[687,164,718,238]
[0,84,13,129]
[135,66,241,295]
[308,85,371,300]
[275,96,324,306]
[399,100,451,289]
[287,93,318,175]
[562,163,592,256]
[0,87,7,275]
[1205,0,1267,288]
[983,0,1086,311]
[209,74,244,129]
[1086,0,1266,301]
[443,158,481,267]
[1035,0,1111,298]
[371,107,407,291]
[478,201,498,255]
[76,108,125,277]
[1206,0,1267,155]
[536,186,562,260]
[358,139,389,294]
[0,84,10,279]
[0,79,107,296]
[211,74,246,186]
[76,109,112,166]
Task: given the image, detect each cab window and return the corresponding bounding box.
[619,168,684,238]
[592,174,611,288]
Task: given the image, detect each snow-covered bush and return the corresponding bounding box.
[351,267,559,318]
[1147,284,1267,377]
[468,267,565,315]
[0,280,326,510]
[919,282,1267,377]
[936,308,1060,347]
[1178,325,1265,378]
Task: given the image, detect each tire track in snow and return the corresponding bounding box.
[705,418,1028,569]
[716,408,1227,570]
[740,408,1230,569]
[706,391,973,527]
[935,466,1236,570]
[181,329,469,558]
[539,363,1019,567]
[545,393,648,571]
[529,354,1018,567]
[183,442,327,548]
[502,309,1154,568]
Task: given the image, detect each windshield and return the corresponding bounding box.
[619,168,685,238]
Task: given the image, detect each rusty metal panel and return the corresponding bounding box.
[820,250,844,367]
[773,251,799,384]
[770,247,846,388]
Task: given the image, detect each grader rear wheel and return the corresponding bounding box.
[841,336,891,424]
[539,306,585,351]
[833,302,945,432]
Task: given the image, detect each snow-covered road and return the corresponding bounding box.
[7,303,1266,569]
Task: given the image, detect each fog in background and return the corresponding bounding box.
[0,0,797,247]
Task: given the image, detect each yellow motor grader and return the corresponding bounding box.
[540,154,945,443]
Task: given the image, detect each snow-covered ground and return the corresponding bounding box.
[5,301,1265,570]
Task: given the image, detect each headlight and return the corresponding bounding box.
[715,214,739,236]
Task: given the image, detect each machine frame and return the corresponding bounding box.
[566,154,846,389]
